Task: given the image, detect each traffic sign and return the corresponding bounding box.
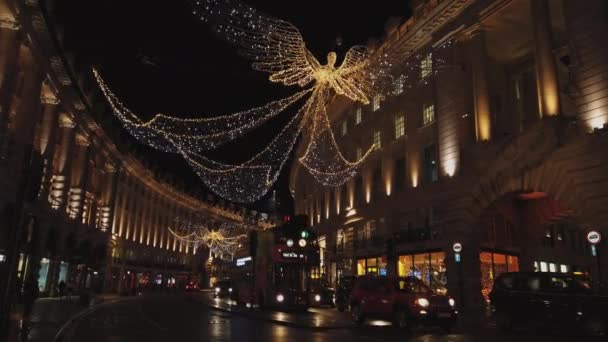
[452,242,463,253]
[587,231,601,245]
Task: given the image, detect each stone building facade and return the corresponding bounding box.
[0,0,276,310]
[290,0,608,310]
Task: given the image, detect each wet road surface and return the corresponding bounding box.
[59,295,585,342]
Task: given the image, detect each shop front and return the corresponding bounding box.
[356,256,388,276]
[479,250,519,302]
[397,251,448,294]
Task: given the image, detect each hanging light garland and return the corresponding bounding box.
[169,216,248,259]
[95,0,455,202]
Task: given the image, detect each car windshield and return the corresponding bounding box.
[396,277,433,295]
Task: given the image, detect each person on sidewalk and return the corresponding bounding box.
[57,280,66,301]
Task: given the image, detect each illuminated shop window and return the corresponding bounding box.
[398,251,447,294]
[357,256,387,276]
[480,251,519,302]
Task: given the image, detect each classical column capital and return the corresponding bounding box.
[58,112,76,128]
[75,131,90,147]
[40,79,60,105]
[0,16,20,31]
[105,161,118,173]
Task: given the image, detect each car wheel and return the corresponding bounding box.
[495,311,513,332]
[351,305,364,325]
[392,310,410,329]
[584,317,607,337]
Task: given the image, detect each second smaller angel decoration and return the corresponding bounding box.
[169,216,248,260]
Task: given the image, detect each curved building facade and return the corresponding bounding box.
[0,0,276,305]
[290,0,608,310]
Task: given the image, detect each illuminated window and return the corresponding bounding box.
[420,53,433,79]
[395,115,405,139]
[549,263,557,272]
[372,94,381,111]
[364,220,376,240]
[355,108,362,125]
[373,130,382,149]
[540,261,548,272]
[398,252,447,294]
[341,121,348,136]
[560,264,568,273]
[422,103,435,125]
[480,251,519,302]
[423,144,438,183]
[394,75,405,94]
[356,147,362,160]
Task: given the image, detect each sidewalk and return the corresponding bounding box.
[189,292,354,330]
[8,294,120,342]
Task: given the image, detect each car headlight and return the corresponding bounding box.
[276,294,284,302]
[315,294,321,302]
[448,298,455,307]
[229,288,233,292]
[416,298,430,308]
[215,287,220,293]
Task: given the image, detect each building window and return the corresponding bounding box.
[423,144,438,183]
[355,107,362,125]
[395,115,405,139]
[480,251,519,302]
[356,147,363,160]
[364,220,377,240]
[398,251,447,294]
[422,103,435,125]
[372,94,381,111]
[394,75,405,94]
[358,256,387,276]
[341,121,348,136]
[373,130,382,149]
[420,53,433,79]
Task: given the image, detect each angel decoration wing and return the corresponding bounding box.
[191,0,321,87]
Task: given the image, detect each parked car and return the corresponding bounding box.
[335,276,356,312]
[213,280,234,299]
[349,276,457,331]
[490,272,608,337]
[185,281,200,292]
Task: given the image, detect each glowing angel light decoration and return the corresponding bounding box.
[95,0,448,202]
[169,217,247,259]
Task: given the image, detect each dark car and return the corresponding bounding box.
[489,272,608,337]
[310,283,335,307]
[349,276,457,331]
[335,276,356,312]
[213,280,234,299]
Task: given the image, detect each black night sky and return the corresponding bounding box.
[51,0,412,213]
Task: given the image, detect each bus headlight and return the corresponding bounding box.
[276,294,284,303]
[315,294,321,302]
[416,298,430,308]
[215,287,220,293]
[448,298,455,307]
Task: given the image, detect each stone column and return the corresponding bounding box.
[139,190,151,244]
[124,180,136,240]
[36,89,60,200]
[530,0,560,117]
[49,113,75,210]
[66,132,90,220]
[99,162,117,232]
[470,29,492,142]
[111,172,125,235]
[117,174,130,238]
[0,15,20,158]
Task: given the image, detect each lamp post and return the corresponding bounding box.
[453,242,464,309]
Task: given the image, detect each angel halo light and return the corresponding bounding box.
[169,218,247,260]
[94,0,417,203]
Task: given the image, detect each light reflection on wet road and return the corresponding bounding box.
[60,295,582,342]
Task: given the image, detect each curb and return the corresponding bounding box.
[188,296,353,331]
[53,296,132,342]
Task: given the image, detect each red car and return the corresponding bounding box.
[349,276,457,331]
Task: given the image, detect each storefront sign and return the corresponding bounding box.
[587,231,601,245]
[282,251,300,259]
[236,256,252,266]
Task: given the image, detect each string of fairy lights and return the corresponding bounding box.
[169,216,248,260]
[95,0,455,203]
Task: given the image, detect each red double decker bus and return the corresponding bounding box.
[232,216,319,310]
